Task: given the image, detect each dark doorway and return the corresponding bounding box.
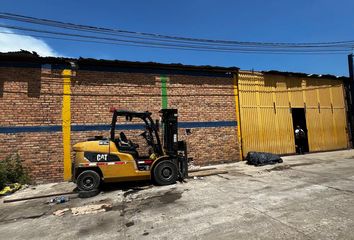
[291,108,309,153]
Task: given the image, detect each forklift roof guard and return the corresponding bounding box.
[110,109,163,155]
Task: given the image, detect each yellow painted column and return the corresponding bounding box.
[62,69,72,181]
[233,73,243,160]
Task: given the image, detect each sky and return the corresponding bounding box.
[1,0,354,76]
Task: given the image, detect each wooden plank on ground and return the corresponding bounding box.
[188,170,228,178]
[188,167,217,173]
[3,191,77,203]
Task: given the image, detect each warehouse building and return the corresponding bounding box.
[0,51,350,182]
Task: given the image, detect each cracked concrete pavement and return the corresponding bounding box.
[1,150,354,239]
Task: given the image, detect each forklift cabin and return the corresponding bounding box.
[72,108,188,191]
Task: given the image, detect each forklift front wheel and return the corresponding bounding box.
[77,170,101,191]
[153,161,178,186]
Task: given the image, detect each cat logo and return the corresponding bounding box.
[97,154,108,161]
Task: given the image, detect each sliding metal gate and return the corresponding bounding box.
[238,71,348,157]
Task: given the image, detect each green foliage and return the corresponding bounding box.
[0,154,30,190]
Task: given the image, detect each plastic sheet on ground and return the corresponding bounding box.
[246,152,283,166]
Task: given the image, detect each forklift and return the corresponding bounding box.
[72,108,188,191]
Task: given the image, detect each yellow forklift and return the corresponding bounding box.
[72,109,188,191]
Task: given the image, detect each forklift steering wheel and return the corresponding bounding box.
[140,131,152,143]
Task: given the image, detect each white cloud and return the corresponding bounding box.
[0,28,59,57]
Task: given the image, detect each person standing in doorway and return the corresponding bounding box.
[295,125,306,154]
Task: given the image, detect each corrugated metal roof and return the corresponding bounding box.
[262,70,348,80]
[0,51,349,80]
[0,51,238,74]
[239,69,348,81]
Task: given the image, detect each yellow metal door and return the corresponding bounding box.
[238,72,348,157]
[304,79,348,151]
[238,72,295,157]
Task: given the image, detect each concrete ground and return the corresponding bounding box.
[1,150,354,240]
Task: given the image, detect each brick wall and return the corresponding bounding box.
[0,61,240,183]
[167,74,239,165]
[0,65,64,183]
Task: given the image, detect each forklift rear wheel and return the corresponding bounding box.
[77,170,101,191]
[153,161,178,186]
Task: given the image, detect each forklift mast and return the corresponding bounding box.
[160,109,188,179]
[160,109,178,156]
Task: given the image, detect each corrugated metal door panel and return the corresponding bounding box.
[258,77,274,107]
[306,108,323,151]
[321,108,336,150]
[330,81,347,149]
[239,74,296,156]
[288,77,303,107]
[258,107,268,152]
[261,107,276,153]
[239,86,257,107]
[305,80,318,107]
[239,73,260,107]
[277,108,295,153]
[239,76,294,156]
[331,107,340,149]
[333,108,348,148]
[318,80,332,107]
[240,107,260,155]
[259,78,274,107]
[276,80,290,107]
[331,81,345,107]
[240,107,294,156]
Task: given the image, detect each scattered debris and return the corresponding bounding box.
[52,203,113,217]
[266,165,292,172]
[188,163,201,171]
[50,196,69,204]
[193,176,204,180]
[266,162,316,172]
[0,183,22,196]
[71,203,112,216]
[53,208,70,217]
[217,174,231,180]
[125,221,135,227]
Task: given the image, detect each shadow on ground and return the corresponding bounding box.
[100,180,153,195]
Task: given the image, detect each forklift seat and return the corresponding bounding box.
[120,132,129,144]
[118,132,139,149]
[114,132,139,159]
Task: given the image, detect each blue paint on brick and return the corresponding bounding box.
[71,124,111,132]
[0,125,62,133]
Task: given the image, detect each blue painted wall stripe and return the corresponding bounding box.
[0,125,62,133]
[179,121,236,128]
[0,121,237,134]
